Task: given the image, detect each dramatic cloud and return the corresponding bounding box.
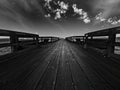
[95,12,106,22]
[0,0,120,37]
[93,0,120,18]
[0,0,119,25]
[54,1,68,20]
[72,4,91,23]
[44,0,69,20]
[107,18,120,25]
[94,12,120,25]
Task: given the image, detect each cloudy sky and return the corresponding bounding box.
[0,0,120,37]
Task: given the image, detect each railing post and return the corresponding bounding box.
[84,35,88,48]
[107,31,116,57]
[33,36,39,45]
[10,35,19,52]
[36,36,39,45]
[41,37,44,42]
[83,36,85,45]
[50,38,51,42]
[91,36,93,39]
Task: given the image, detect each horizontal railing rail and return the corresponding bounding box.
[65,36,85,45]
[84,26,120,57]
[39,36,60,43]
[65,26,120,58]
[0,29,39,53]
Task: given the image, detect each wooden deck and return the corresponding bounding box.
[0,39,120,90]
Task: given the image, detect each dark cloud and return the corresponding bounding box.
[0,0,49,24]
[0,0,120,37]
[91,0,120,18]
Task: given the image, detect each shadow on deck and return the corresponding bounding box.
[0,27,120,90]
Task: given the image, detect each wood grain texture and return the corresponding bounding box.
[0,40,120,90]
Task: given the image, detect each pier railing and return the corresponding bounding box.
[0,29,39,53]
[65,26,120,58]
[65,36,85,45]
[84,26,120,57]
[39,36,60,43]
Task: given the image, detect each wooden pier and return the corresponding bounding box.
[0,27,120,90]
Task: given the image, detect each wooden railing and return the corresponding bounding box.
[0,29,39,53]
[84,26,120,57]
[65,36,85,45]
[39,36,60,43]
[65,26,120,58]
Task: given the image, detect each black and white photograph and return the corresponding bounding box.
[0,0,120,90]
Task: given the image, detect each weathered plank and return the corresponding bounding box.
[0,40,120,90]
